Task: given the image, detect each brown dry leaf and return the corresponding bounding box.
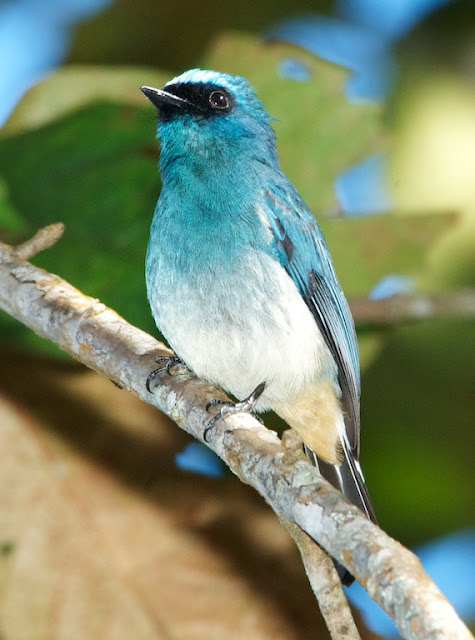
[0,349,361,640]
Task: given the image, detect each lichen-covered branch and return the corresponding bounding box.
[0,237,472,640]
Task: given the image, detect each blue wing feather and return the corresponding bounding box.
[262,184,361,456]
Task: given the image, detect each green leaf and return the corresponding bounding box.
[0,101,160,354]
[204,33,384,213]
[3,66,169,135]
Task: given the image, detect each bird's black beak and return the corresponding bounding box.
[141,85,189,110]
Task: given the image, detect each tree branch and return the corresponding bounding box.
[350,290,475,326]
[282,517,362,640]
[0,234,471,640]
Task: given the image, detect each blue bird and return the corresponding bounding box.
[141,69,377,583]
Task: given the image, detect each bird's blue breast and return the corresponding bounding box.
[149,157,272,267]
[146,161,274,325]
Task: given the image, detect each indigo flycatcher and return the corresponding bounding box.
[142,70,377,583]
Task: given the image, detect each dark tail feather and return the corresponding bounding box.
[303,443,377,586]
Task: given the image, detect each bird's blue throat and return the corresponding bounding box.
[155,119,282,250]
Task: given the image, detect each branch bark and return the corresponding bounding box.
[0,237,472,640]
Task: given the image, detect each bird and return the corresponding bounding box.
[141,69,377,584]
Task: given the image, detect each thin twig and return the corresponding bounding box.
[11,222,65,260]
[0,231,472,640]
[283,519,362,640]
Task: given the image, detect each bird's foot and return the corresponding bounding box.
[204,382,266,442]
[146,356,189,392]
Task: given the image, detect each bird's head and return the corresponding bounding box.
[141,69,278,171]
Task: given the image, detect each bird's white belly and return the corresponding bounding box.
[147,249,337,409]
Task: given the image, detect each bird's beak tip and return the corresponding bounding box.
[140,85,157,99]
[140,85,189,111]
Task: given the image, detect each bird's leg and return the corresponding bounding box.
[146,355,189,392]
[204,382,266,442]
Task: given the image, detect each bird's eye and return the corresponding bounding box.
[208,91,230,110]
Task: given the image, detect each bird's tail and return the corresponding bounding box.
[303,435,377,586]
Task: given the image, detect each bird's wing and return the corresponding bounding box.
[261,185,361,456]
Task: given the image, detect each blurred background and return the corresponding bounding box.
[0,0,474,638]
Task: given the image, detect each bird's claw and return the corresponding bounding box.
[146,356,188,392]
[204,382,266,442]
